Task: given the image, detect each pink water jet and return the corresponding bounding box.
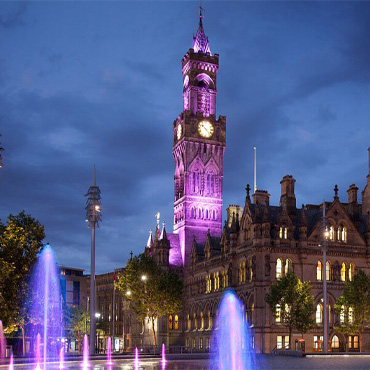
[59,347,64,370]
[34,334,42,370]
[106,337,113,365]
[7,354,14,370]
[134,347,139,368]
[0,320,6,360]
[161,343,166,364]
[82,334,89,368]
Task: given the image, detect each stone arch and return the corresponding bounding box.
[194,73,215,90]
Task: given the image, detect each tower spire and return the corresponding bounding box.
[193,6,211,54]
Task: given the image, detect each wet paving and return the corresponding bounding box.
[2,355,370,370]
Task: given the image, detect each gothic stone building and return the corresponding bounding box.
[124,12,370,354]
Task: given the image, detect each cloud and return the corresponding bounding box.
[0,2,27,29]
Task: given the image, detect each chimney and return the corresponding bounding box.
[253,190,270,206]
[280,175,296,213]
[347,184,358,204]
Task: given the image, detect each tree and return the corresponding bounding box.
[67,307,90,351]
[265,272,315,349]
[115,254,183,349]
[0,211,45,353]
[335,269,370,352]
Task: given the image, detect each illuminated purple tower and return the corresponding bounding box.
[172,8,226,267]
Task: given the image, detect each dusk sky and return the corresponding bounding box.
[1,1,370,274]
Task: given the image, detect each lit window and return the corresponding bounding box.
[349,263,355,281]
[276,304,281,323]
[342,227,347,243]
[279,227,283,239]
[277,335,283,349]
[317,261,323,281]
[199,337,203,349]
[332,335,339,349]
[276,258,283,279]
[168,315,173,330]
[285,259,292,274]
[349,307,354,323]
[279,227,288,239]
[340,306,345,324]
[329,226,334,241]
[341,263,347,282]
[174,315,179,330]
[316,303,323,324]
[249,259,253,282]
[326,261,331,281]
[284,335,289,349]
[353,335,359,349]
[284,228,288,239]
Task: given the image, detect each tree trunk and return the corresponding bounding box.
[22,326,25,357]
[359,332,363,352]
[151,317,157,354]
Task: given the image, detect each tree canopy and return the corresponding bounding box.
[335,269,370,352]
[265,271,315,349]
[0,211,45,329]
[115,254,183,347]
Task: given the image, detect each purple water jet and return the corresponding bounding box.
[7,353,13,370]
[34,334,41,370]
[106,337,113,365]
[161,343,166,365]
[82,335,89,368]
[27,245,64,366]
[59,347,64,370]
[210,289,255,370]
[134,347,139,368]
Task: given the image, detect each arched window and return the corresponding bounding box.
[276,258,283,279]
[243,261,246,282]
[250,303,255,326]
[285,259,292,274]
[168,315,173,330]
[279,227,288,239]
[349,262,355,281]
[200,312,204,329]
[341,262,347,282]
[317,261,323,281]
[329,226,334,241]
[191,208,195,219]
[249,259,253,282]
[332,335,339,349]
[326,261,331,281]
[187,314,191,331]
[316,303,323,324]
[174,315,179,330]
[342,227,347,243]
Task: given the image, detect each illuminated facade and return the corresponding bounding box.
[103,11,370,354]
[171,10,226,267]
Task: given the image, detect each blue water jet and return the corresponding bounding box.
[27,244,64,366]
[210,289,255,370]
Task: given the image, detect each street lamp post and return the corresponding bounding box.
[85,166,102,356]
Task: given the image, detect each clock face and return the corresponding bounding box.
[177,124,182,140]
[198,120,214,138]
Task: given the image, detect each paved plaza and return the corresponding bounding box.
[2,355,370,370]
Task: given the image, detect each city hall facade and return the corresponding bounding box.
[90,12,370,354]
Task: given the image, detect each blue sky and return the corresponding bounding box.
[1,1,370,274]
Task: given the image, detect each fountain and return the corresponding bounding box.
[0,320,6,360]
[82,335,89,368]
[59,348,64,370]
[161,343,166,365]
[210,289,255,370]
[134,347,139,369]
[27,245,64,367]
[7,353,13,370]
[106,337,113,365]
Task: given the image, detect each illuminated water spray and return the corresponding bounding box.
[134,347,139,369]
[7,353,14,370]
[82,335,89,368]
[27,245,64,367]
[107,337,113,365]
[210,289,255,370]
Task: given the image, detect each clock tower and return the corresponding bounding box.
[172,9,226,267]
